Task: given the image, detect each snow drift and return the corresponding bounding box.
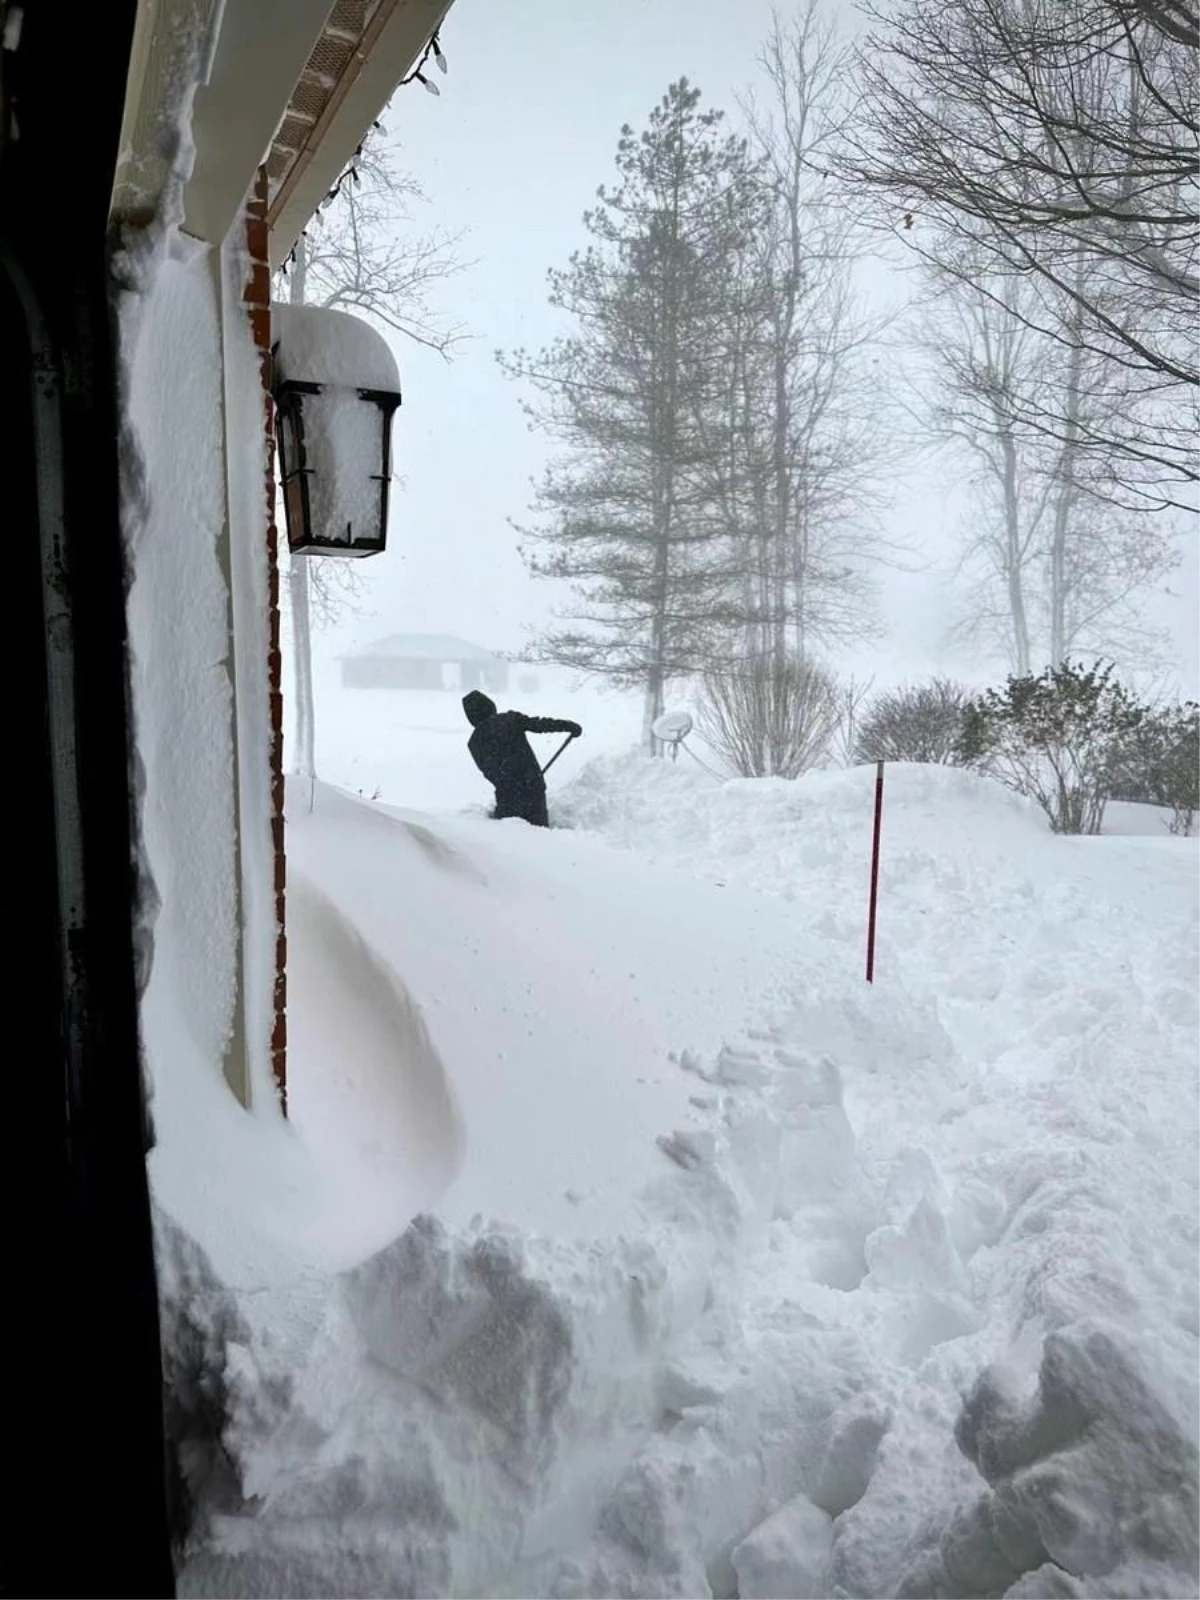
[158,758,1198,1598]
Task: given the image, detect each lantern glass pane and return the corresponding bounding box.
[285,475,307,543]
[304,390,384,546]
[278,408,300,477]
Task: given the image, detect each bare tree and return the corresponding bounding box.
[699,651,841,777]
[843,0,1199,504]
[298,140,467,356]
[922,267,1179,674]
[276,138,467,778]
[830,674,875,766]
[708,6,892,662]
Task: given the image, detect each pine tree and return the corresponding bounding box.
[499,81,764,746]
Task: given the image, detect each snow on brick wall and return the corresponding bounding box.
[122,247,240,1083]
[118,227,322,1288]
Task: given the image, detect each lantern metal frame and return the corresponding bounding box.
[273,376,402,558]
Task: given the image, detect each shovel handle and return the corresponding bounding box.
[540,732,577,776]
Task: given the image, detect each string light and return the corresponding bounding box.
[279,33,446,272]
[400,29,447,89]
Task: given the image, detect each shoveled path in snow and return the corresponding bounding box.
[540,758,1200,1596]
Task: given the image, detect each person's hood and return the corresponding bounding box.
[462,690,497,726]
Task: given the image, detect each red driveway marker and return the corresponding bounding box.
[866,760,884,983]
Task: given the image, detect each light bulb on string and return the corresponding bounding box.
[415,71,440,95]
[433,35,447,72]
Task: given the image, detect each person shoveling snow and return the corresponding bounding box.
[462,689,581,826]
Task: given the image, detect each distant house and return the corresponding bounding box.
[340,634,510,693]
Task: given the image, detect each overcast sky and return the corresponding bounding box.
[310,0,1198,698]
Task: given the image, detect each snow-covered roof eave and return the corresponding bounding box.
[112,0,458,257]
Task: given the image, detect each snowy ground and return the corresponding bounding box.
[158,686,1199,1599]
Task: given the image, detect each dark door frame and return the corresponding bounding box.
[0,2,175,1593]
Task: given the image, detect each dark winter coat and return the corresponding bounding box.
[462,690,581,827]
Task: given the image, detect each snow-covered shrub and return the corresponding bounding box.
[699,652,840,778]
[958,661,1147,834]
[855,678,972,765]
[1110,701,1199,836]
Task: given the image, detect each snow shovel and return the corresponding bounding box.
[540,731,578,777]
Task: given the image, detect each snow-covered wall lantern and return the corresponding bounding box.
[270,304,401,558]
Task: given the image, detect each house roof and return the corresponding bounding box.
[112,0,454,258]
[265,0,454,267]
[341,633,501,662]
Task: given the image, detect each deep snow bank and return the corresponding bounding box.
[169,760,1197,1598]
[557,750,1047,871]
[284,779,820,1243]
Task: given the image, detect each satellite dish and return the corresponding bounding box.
[652,709,693,754]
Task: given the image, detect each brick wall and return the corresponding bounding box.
[244,165,288,1114]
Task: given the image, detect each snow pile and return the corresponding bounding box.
[556,749,1046,876]
[165,760,1197,1598]
[937,1322,1200,1598]
[271,303,400,392]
